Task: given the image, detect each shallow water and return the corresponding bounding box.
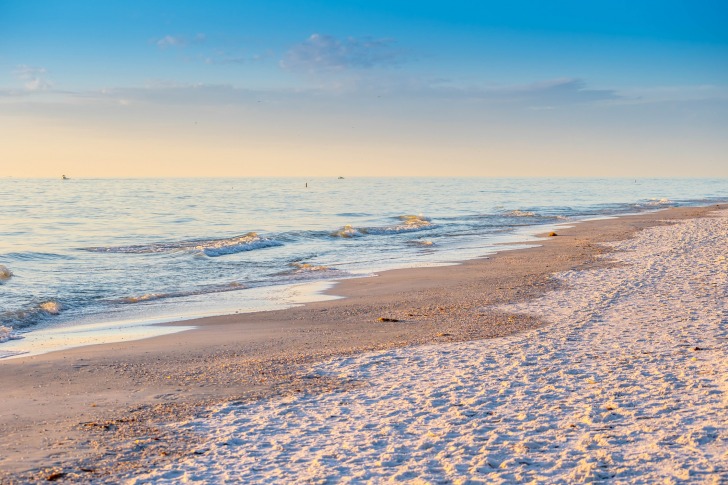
[0,177,725,349]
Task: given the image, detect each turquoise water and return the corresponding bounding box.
[0,177,726,347]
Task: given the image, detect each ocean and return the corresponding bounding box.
[0,177,725,356]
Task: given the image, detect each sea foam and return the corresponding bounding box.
[116,282,249,305]
[197,233,283,257]
[0,264,12,282]
[504,210,537,217]
[645,197,672,206]
[0,325,21,343]
[119,293,168,304]
[332,215,433,238]
[84,232,282,257]
[39,301,63,315]
[290,262,333,272]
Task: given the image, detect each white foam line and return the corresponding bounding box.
[124,210,728,484]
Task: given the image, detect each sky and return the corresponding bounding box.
[1,0,727,177]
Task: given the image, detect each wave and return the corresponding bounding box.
[119,293,168,304]
[289,262,335,273]
[643,198,672,207]
[331,225,365,238]
[392,214,433,230]
[331,214,433,238]
[407,240,434,247]
[3,252,75,261]
[0,325,23,343]
[115,282,247,305]
[504,210,537,217]
[196,233,282,257]
[0,300,64,330]
[83,232,283,257]
[0,264,12,282]
[274,261,346,282]
[39,301,63,314]
[501,210,569,220]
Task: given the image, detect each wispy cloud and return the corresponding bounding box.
[9,75,719,116]
[153,33,270,65]
[58,77,619,107]
[154,33,206,49]
[13,65,52,91]
[281,34,404,72]
[485,78,619,107]
[614,84,728,104]
[81,83,273,108]
[204,50,273,65]
[274,73,620,107]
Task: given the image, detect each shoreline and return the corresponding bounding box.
[0,218,558,361]
[0,205,708,361]
[0,203,725,482]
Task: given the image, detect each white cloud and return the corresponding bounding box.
[156,35,185,48]
[281,34,404,72]
[155,33,206,49]
[13,65,52,91]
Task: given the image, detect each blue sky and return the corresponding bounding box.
[1,1,726,177]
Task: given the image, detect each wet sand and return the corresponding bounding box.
[0,204,723,483]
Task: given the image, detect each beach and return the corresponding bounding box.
[1,204,726,483]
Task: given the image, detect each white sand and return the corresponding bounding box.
[125,211,727,484]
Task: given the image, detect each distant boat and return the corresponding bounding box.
[61,175,69,180]
[338,176,345,179]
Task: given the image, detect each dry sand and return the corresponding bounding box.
[0,204,724,483]
[127,207,728,483]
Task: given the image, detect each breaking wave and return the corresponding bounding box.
[504,210,537,217]
[83,232,282,257]
[0,325,22,343]
[3,252,75,261]
[195,233,282,257]
[0,265,12,282]
[290,262,334,272]
[331,225,364,238]
[0,300,64,331]
[331,215,433,238]
[408,240,434,247]
[275,261,346,282]
[39,301,63,315]
[476,210,570,222]
[644,198,672,206]
[119,293,168,304]
[115,282,247,305]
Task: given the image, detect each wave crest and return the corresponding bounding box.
[196,233,282,257]
[504,210,537,217]
[397,214,432,227]
[644,198,672,206]
[39,301,63,315]
[83,232,282,257]
[0,265,12,282]
[290,262,334,272]
[119,293,167,304]
[0,300,64,331]
[331,225,365,238]
[0,325,22,343]
[115,282,249,305]
[332,214,433,238]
